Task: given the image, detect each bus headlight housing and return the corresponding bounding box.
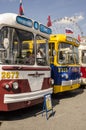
[4,84,10,89]
[12,82,19,90]
[62,74,68,79]
[80,72,82,77]
[51,79,54,85]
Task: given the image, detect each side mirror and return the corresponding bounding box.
[3,38,9,49]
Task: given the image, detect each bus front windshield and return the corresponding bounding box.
[58,42,79,64]
[0,27,49,66]
[0,26,35,65]
[82,50,86,63]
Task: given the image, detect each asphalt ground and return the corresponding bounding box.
[0,87,86,130]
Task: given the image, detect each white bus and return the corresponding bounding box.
[0,13,52,111]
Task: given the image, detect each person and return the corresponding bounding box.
[37,49,43,58]
[59,51,64,60]
[37,48,46,65]
[25,51,35,65]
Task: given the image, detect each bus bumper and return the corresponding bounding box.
[4,88,53,104]
[53,79,81,94]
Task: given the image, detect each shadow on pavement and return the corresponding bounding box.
[52,87,84,101]
[0,103,44,121]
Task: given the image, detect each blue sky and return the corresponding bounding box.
[0,0,86,36]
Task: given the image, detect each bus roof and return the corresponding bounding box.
[49,34,80,46]
[0,13,52,37]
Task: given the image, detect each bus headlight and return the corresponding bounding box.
[65,74,68,79]
[51,79,54,85]
[49,78,54,85]
[12,82,19,90]
[80,72,82,77]
[79,78,81,83]
[4,84,10,89]
[62,74,68,79]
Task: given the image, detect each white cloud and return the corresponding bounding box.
[70,14,84,22]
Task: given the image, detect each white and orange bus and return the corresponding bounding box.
[0,13,52,111]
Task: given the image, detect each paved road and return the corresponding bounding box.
[0,87,86,130]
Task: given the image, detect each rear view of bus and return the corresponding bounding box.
[78,39,86,85]
[0,13,52,111]
[49,34,81,94]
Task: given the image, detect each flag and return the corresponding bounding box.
[78,34,81,42]
[47,16,52,27]
[19,0,24,15]
[65,28,73,34]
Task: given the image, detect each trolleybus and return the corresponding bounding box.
[49,34,81,93]
[0,13,52,111]
[78,39,86,85]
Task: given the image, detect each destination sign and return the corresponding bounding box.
[16,16,52,34]
[16,16,33,28]
[40,24,52,34]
